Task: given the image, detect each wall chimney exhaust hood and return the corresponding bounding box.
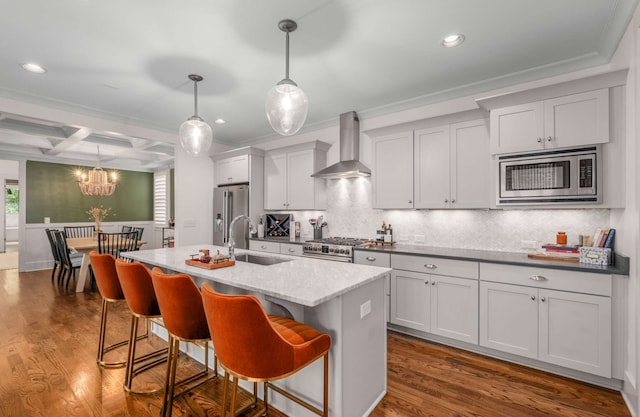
[311,111,371,179]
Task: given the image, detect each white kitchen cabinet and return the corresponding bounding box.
[490,89,609,154]
[390,254,479,344]
[371,131,414,209]
[354,251,391,323]
[538,288,611,376]
[390,269,429,332]
[430,274,478,343]
[214,154,249,185]
[264,141,330,210]
[479,263,612,377]
[248,239,280,254]
[249,240,304,257]
[280,242,303,256]
[480,281,539,359]
[414,125,450,208]
[414,120,490,209]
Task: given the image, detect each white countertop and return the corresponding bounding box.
[123,245,390,307]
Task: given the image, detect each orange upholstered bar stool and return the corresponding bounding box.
[201,283,331,417]
[150,268,217,417]
[114,259,168,394]
[90,251,129,368]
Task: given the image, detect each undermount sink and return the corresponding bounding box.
[235,253,291,266]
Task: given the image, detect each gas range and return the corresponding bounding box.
[302,237,370,262]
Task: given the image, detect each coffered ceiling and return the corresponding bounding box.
[0,0,637,170]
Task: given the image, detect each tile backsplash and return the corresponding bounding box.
[289,178,610,253]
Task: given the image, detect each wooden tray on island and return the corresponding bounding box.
[185,259,236,269]
[527,253,580,263]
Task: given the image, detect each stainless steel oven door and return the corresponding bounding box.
[302,253,353,263]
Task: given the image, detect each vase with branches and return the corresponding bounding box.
[87,206,111,234]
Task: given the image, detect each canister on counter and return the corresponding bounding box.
[556,231,567,245]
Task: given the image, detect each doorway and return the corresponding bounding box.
[0,178,19,270]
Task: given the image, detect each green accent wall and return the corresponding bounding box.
[26,160,153,224]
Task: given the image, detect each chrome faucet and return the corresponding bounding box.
[228,215,256,260]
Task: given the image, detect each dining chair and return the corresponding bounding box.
[45,228,61,283]
[132,227,144,241]
[64,225,96,238]
[150,268,217,417]
[98,231,138,259]
[54,230,83,289]
[122,226,144,243]
[201,283,331,417]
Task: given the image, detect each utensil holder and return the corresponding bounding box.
[314,229,322,240]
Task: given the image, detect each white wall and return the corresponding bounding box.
[173,143,214,246]
[0,159,19,252]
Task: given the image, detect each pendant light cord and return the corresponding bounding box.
[284,29,290,80]
[193,80,199,117]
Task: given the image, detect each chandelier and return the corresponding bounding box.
[75,145,118,196]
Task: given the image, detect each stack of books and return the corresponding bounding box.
[591,228,616,249]
[540,244,581,258]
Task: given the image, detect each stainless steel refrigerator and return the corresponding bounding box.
[213,184,250,249]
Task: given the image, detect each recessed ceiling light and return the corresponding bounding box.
[214,118,226,124]
[441,34,465,48]
[21,62,47,74]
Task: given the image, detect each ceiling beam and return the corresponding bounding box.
[45,127,94,155]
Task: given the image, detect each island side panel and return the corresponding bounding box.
[306,276,387,417]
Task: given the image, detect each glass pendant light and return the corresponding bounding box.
[179,74,213,156]
[266,19,308,136]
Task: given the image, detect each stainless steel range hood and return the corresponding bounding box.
[311,111,371,179]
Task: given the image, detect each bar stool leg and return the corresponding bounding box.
[124,315,139,391]
[97,298,109,365]
[161,337,181,417]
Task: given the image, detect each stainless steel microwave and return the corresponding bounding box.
[497,146,600,205]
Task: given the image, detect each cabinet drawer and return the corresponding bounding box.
[280,243,303,256]
[391,254,478,279]
[249,240,280,254]
[353,251,391,267]
[479,263,611,296]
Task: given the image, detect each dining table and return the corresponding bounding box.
[66,237,146,292]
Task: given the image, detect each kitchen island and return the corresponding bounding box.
[124,245,391,417]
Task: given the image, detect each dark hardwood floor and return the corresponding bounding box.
[0,268,630,417]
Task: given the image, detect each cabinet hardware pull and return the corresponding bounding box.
[261,245,267,249]
[288,248,295,252]
[425,280,429,285]
[366,256,377,261]
[451,199,456,203]
[408,200,412,204]
[424,264,437,269]
[546,136,553,142]
[431,281,436,286]
[537,137,543,143]
[528,275,547,281]
[444,199,449,203]
[531,295,536,301]
[541,296,546,302]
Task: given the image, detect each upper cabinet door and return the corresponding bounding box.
[450,120,491,209]
[286,149,316,210]
[264,153,287,210]
[214,154,249,185]
[490,89,610,154]
[372,132,414,209]
[490,102,544,154]
[414,125,450,209]
[543,89,609,149]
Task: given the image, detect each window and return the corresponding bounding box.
[154,170,170,227]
